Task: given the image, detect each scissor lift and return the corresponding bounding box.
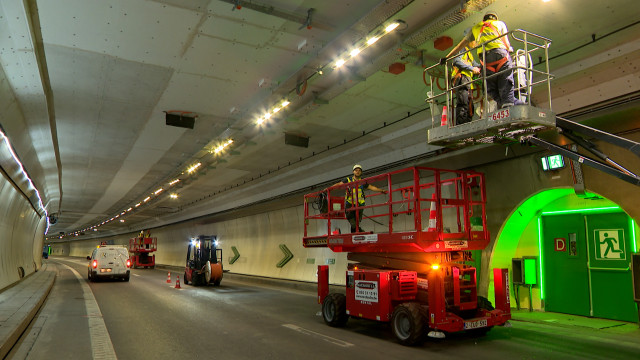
[426,29,640,186]
[128,236,157,269]
[303,167,510,345]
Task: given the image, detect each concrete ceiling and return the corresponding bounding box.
[0,0,638,240]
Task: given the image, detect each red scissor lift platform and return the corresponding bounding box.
[128,236,157,269]
[303,166,510,345]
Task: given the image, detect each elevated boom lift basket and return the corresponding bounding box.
[426,29,554,147]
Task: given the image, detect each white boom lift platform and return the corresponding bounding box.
[425,29,640,186]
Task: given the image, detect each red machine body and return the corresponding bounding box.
[305,166,510,345]
[128,236,157,269]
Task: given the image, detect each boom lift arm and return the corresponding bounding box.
[523,116,640,186]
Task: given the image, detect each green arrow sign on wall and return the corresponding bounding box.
[276,244,293,268]
[229,246,240,264]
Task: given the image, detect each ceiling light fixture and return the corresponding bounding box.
[255,98,292,125]
[187,162,202,173]
[212,139,234,154]
[53,19,404,241]
[0,128,48,231]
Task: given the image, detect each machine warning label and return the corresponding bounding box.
[352,234,378,244]
[444,240,468,250]
[355,280,379,303]
[417,278,428,290]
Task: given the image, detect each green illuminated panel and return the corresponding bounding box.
[548,155,564,169]
[524,258,537,285]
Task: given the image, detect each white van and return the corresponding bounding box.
[87,245,131,281]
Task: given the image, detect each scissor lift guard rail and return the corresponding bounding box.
[426,29,640,186]
[128,236,157,269]
[303,167,510,345]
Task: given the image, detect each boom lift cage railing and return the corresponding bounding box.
[424,29,553,128]
[303,166,488,253]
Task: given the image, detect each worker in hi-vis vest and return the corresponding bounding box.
[444,11,524,109]
[330,164,386,233]
[451,28,481,125]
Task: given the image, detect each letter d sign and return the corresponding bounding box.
[555,238,566,252]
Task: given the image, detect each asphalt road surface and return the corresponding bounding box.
[6,258,639,359]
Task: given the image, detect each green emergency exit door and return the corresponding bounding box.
[542,211,636,322]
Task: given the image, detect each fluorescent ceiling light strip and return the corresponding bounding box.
[0,129,49,232]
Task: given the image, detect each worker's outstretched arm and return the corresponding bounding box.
[445,38,470,60]
[366,184,387,194]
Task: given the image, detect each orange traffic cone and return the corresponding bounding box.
[427,193,437,232]
[166,272,172,283]
[440,105,448,127]
[175,274,181,289]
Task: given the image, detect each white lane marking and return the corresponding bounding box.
[282,324,354,347]
[61,264,118,360]
[132,274,140,277]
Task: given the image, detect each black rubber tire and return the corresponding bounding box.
[124,273,130,282]
[88,269,93,282]
[192,273,201,286]
[477,296,495,311]
[213,278,221,286]
[391,303,426,346]
[184,272,189,285]
[322,293,348,327]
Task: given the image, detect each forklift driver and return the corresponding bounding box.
[331,164,386,233]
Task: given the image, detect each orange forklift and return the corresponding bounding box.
[303,166,510,345]
[184,235,223,286]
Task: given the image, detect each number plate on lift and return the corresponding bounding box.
[489,108,510,121]
[463,319,487,329]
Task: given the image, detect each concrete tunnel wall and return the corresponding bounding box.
[0,176,45,291]
[48,133,640,295]
[49,153,575,288]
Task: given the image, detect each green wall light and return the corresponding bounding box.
[541,206,620,216]
[631,219,637,253]
[537,217,545,299]
[523,257,538,285]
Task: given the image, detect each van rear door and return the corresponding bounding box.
[102,248,127,274]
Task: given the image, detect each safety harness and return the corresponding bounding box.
[345,176,365,205]
[477,21,510,73]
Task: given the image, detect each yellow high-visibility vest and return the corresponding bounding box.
[345,176,365,205]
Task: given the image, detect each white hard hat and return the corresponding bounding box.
[353,164,363,171]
